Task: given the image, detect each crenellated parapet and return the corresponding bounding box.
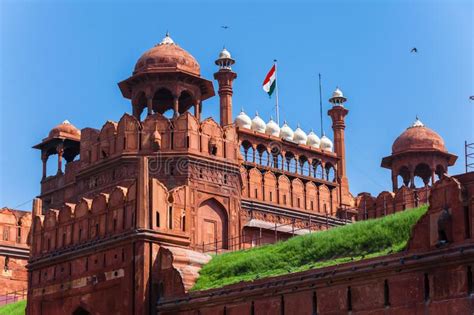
[240,166,339,215]
[31,184,137,259]
[355,186,431,220]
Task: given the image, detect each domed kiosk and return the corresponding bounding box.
[33,120,81,178]
[118,33,215,119]
[381,117,457,191]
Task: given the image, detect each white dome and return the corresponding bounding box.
[160,32,175,45]
[411,116,424,128]
[332,87,344,98]
[218,47,232,59]
[234,110,251,129]
[265,117,280,137]
[320,135,333,151]
[251,112,266,133]
[293,125,308,144]
[306,130,321,148]
[279,121,294,141]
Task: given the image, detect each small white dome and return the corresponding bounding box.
[332,87,344,98]
[411,116,424,128]
[293,125,308,144]
[279,121,294,141]
[160,32,175,45]
[234,109,251,129]
[265,117,280,137]
[251,112,266,133]
[218,47,232,59]
[320,134,333,151]
[306,130,321,148]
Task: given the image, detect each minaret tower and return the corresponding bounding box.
[214,48,237,127]
[328,87,350,205]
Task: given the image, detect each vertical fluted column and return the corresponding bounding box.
[214,70,237,127]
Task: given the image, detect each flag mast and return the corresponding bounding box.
[318,73,324,135]
[274,59,280,125]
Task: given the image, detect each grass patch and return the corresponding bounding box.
[0,300,26,315]
[193,205,428,291]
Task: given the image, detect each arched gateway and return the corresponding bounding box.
[196,199,228,250]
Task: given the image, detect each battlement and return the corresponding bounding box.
[355,186,431,220]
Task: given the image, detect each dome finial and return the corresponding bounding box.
[159,31,174,45]
[411,116,424,128]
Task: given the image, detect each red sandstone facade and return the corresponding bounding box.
[0,208,31,299]
[26,34,351,315]
[157,172,474,314]
[23,33,470,314]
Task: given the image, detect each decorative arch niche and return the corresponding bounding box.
[196,198,229,250]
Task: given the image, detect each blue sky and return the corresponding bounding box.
[1,0,472,210]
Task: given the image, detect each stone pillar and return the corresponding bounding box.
[431,168,436,185]
[391,170,398,192]
[173,95,179,118]
[214,70,237,127]
[409,168,415,188]
[194,100,202,121]
[147,97,153,116]
[41,153,48,179]
[56,144,64,174]
[266,149,271,167]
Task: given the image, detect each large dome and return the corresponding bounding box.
[133,33,200,76]
[392,119,446,154]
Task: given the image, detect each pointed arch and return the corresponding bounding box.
[278,175,291,206]
[292,178,305,208]
[249,168,263,200]
[263,172,277,203]
[197,198,229,250]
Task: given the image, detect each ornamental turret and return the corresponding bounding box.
[328,87,350,206]
[118,33,215,120]
[214,47,237,127]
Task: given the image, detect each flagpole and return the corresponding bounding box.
[274,59,280,125]
[319,73,323,136]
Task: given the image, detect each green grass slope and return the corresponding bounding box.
[0,300,26,315]
[193,206,428,291]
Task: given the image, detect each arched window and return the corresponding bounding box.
[285,152,296,173]
[325,163,336,182]
[256,144,267,165]
[300,156,310,176]
[152,88,174,115]
[397,166,410,188]
[414,163,431,188]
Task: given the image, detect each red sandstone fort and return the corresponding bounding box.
[0,33,472,314]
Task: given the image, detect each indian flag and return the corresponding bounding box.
[262,64,276,97]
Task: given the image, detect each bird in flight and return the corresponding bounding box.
[221,26,230,29]
[469,96,474,101]
[411,47,418,53]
